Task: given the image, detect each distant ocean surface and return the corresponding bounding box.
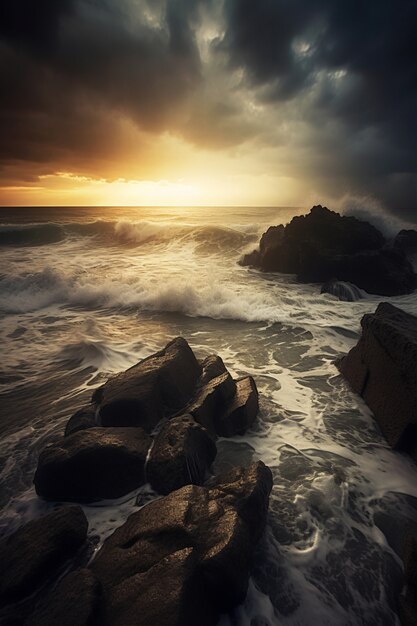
[1,205,417,625]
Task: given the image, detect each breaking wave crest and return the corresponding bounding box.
[3,264,416,330]
[0,219,255,251]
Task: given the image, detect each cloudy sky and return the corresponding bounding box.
[0,0,415,218]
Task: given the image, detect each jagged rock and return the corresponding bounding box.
[187,370,236,434]
[90,461,273,626]
[214,376,259,437]
[241,206,416,296]
[65,405,97,437]
[97,337,202,430]
[321,279,364,302]
[0,506,88,606]
[147,414,217,495]
[34,427,152,502]
[337,303,417,456]
[26,569,102,626]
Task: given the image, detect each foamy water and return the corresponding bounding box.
[0,205,416,625]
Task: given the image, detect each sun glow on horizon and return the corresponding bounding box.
[0,169,305,207]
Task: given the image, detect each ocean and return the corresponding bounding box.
[1,205,417,625]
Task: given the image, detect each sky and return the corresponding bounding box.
[0,0,416,219]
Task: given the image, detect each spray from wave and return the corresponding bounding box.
[332,194,416,237]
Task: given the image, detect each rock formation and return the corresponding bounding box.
[241,206,417,296]
[34,338,259,503]
[1,463,272,626]
[337,302,417,458]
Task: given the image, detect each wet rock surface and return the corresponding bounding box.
[0,506,88,605]
[241,206,417,296]
[147,414,217,495]
[34,427,152,502]
[337,302,417,456]
[34,338,261,503]
[90,461,273,626]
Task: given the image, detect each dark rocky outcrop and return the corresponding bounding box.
[26,569,102,626]
[337,303,417,457]
[146,414,217,495]
[34,428,152,502]
[90,461,273,626]
[241,206,416,296]
[97,337,202,430]
[321,279,364,302]
[0,506,88,606]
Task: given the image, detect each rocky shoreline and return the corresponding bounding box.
[0,338,273,626]
[1,207,417,625]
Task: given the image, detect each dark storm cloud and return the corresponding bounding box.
[220,0,417,216]
[0,0,415,216]
[0,0,204,183]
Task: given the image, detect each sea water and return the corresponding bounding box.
[0,205,417,626]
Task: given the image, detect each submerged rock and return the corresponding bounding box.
[34,427,152,502]
[0,506,88,606]
[337,303,417,457]
[90,461,273,626]
[241,206,416,296]
[147,414,217,495]
[321,279,364,302]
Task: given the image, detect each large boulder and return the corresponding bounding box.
[90,461,273,626]
[0,506,88,606]
[96,337,202,430]
[26,569,102,626]
[241,206,416,296]
[34,427,152,502]
[337,303,417,456]
[146,414,217,495]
